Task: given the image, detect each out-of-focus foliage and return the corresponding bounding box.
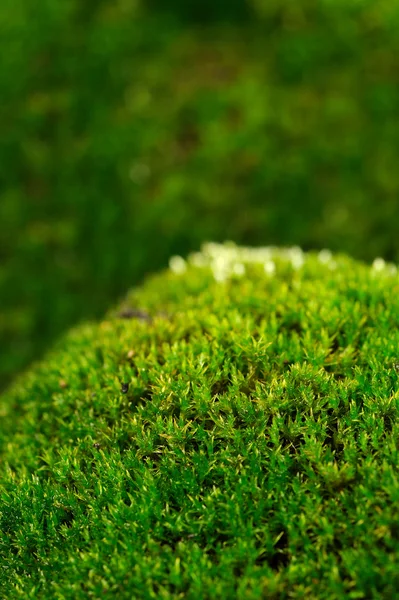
[1,0,399,389]
[146,0,253,24]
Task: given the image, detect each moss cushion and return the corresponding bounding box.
[1,243,399,598]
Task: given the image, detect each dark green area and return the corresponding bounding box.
[146,0,253,24]
[1,247,399,598]
[1,0,399,389]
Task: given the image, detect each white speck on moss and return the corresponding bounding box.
[371,258,398,276]
[170,242,396,283]
[214,270,229,283]
[289,246,305,269]
[264,260,276,276]
[182,243,310,281]
[318,249,333,264]
[232,263,245,276]
[190,252,207,267]
[212,254,230,282]
[372,258,386,272]
[169,255,187,274]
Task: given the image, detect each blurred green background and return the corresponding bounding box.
[1,0,399,391]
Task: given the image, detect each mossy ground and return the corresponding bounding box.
[2,0,399,389]
[1,244,399,599]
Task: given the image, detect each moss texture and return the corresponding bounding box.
[1,243,399,598]
[2,0,399,389]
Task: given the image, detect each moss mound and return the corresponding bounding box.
[1,243,399,598]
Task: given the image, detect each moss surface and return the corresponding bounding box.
[1,243,399,598]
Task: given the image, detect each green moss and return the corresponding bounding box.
[1,243,399,598]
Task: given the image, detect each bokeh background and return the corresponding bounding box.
[1,0,399,391]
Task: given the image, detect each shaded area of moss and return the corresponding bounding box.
[1,245,399,598]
